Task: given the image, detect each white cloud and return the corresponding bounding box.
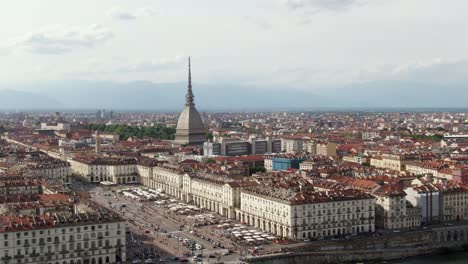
[121,55,185,73]
[135,7,157,17]
[70,55,186,76]
[356,58,468,84]
[283,0,368,23]
[6,24,114,54]
[243,16,273,30]
[390,58,455,75]
[107,7,137,20]
[242,57,468,89]
[0,47,10,56]
[106,6,157,20]
[242,65,352,88]
[284,0,366,12]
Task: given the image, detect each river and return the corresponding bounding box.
[392,252,468,264]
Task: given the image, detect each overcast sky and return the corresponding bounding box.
[1,0,468,90]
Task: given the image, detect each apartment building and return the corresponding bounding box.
[0,194,75,216]
[40,122,71,131]
[371,154,406,171]
[148,165,185,199]
[435,182,468,221]
[69,156,157,185]
[0,178,43,196]
[182,174,257,219]
[299,156,334,171]
[30,162,72,184]
[337,177,414,230]
[238,186,375,240]
[142,164,257,219]
[373,185,410,229]
[0,211,126,264]
[405,185,440,223]
[405,161,449,178]
[316,142,337,157]
[203,137,281,157]
[281,137,304,153]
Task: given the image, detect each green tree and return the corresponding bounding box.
[206,158,216,164]
[412,134,443,142]
[249,167,267,175]
[88,124,176,140]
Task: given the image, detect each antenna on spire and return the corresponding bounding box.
[188,56,192,88]
[186,56,195,106]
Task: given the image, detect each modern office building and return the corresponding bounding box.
[272,157,307,171]
[203,137,281,157]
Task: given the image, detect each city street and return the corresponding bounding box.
[72,180,448,264]
[71,180,247,263]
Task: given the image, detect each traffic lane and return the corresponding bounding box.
[94,191,266,258]
[90,186,259,260]
[95,190,213,246]
[111,198,244,255]
[78,183,244,262]
[89,192,183,257]
[91,187,219,254]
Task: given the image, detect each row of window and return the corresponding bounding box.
[3,224,120,239]
[2,238,122,257]
[299,225,372,238]
[3,230,120,247]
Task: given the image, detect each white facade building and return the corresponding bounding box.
[237,188,375,239]
[281,138,304,153]
[0,213,126,264]
[405,185,440,223]
[30,163,72,184]
[69,157,157,184]
[142,165,256,219]
[40,123,71,131]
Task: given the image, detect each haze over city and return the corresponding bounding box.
[1,0,468,109]
[2,1,468,264]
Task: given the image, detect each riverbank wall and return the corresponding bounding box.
[248,224,468,264]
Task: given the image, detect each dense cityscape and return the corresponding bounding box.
[2,1,468,264]
[0,58,468,264]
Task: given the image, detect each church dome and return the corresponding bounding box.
[176,105,204,131]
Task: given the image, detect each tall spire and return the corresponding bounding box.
[95,130,101,155]
[185,56,195,106]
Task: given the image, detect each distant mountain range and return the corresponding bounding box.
[0,80,467,111]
